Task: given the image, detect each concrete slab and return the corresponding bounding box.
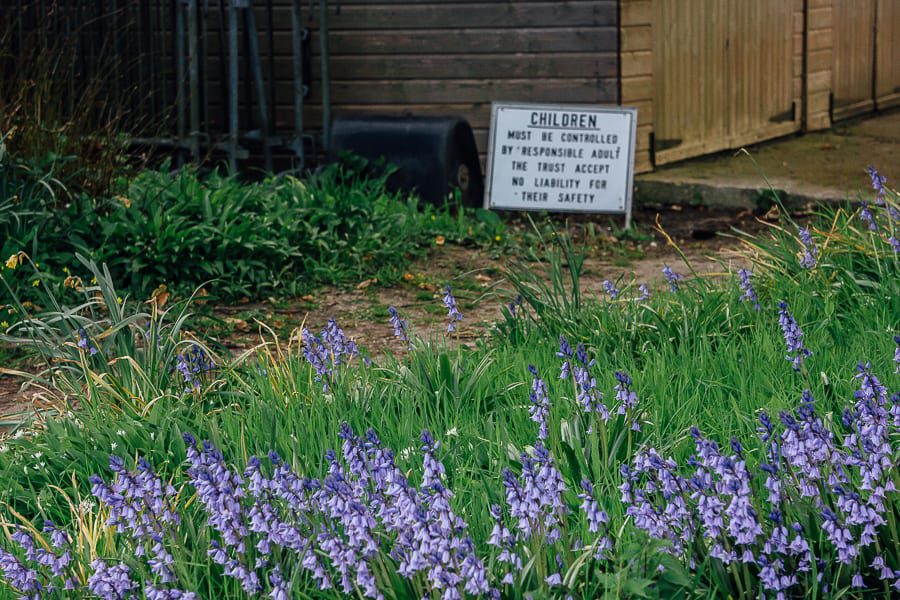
[635,109,899,209]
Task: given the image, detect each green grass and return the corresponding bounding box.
[0,190,897,598]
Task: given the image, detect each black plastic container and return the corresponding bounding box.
[327,114,484,208]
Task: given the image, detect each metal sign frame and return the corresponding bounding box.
[483,102,638,228]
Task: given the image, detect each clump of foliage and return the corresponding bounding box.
[1,155,505,310]
[92,163,498,299]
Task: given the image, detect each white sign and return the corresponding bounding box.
[484,102,637,223]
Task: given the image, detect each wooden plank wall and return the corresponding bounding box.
[647,0,802,166]
[875,0,900,109]
[206,1,620,162]
[832,0,876,120]
[619,0,653,173]
[804,0,833,131]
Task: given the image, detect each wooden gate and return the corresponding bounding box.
[832,0,876,120]
[833,0,900,120]
[651,0,801,165]
[875,0,900,109]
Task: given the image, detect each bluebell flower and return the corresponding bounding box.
[578,480,609,537]
[737,269,760,310]
[637,283,651,301]
[890,237,900,253]
[508,294,523,316]
[614,371,640,430]
[798,227,818,269]
[662,265,682,291]
[387,306,409,343]
[859,201,878,230]
[602,279,619,300]
[175,344,214,390]
[87,560,136,600]
[867,166,887,205]
[301,320,359,390]
[503,443,567,543]
[527,365,551,440]
[557,335,574,380]
[0,546,41,596]
[572,346,609,418]
[442,286,463,332]
[777,302,812,371]
[76,327,99,356]
[144,584,199,599]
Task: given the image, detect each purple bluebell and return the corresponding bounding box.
[578,480,611,559]
[527,365,551,440]
[175,344,214,390]
[859,201,878,230]
[87,560,136,600]
[442,286,463,332]
[301,320,359,390]
[144,584,199,600]
[508,294,523,317]
[662,265,682,292]
[90,455,180,585]
[798,227,818,269]
[0,546,41,596]
[77,327,99,356]
[503,443,568,543]
[890,237,900,253]
[867,166,887,204]
[622,448,693,555]
[614,371,640,430]
[557,335,574,380]
[387,306,409,343]
[737,269,760,310]
[182,434,258,592]
[777,302,812,371]
[487,504,521,582]
[571,346,609,418]
[637,283,651,301]
[602,279,620,300]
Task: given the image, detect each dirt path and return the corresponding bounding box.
[0,204,770,418]
[202,204,765,358]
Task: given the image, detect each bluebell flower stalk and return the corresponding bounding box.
[867,166,887,205]
[76,327,98,356]
[637,283,651,301]
[387,306,409,343]
[777,302,812,372]
[602,279,619,300]
[662,265,682,291]
[442,285,463,332]
[798,227,819,269]
[301,319,359,390]
[737,268,760,310]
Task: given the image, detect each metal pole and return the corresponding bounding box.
[201,0,210,136]
[290,0,305,167]
[175,0,187,164]
[318,0,331,151]
[244,1,272,171]
[188,0,201,161]
[228,0,241,171]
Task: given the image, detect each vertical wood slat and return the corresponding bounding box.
[652,0,728,164]
[832,0,876,120]
[875,0,900,109]
[726,0,796,146]
[652,0,799,165]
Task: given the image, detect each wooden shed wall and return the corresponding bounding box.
[204,1,620,161]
